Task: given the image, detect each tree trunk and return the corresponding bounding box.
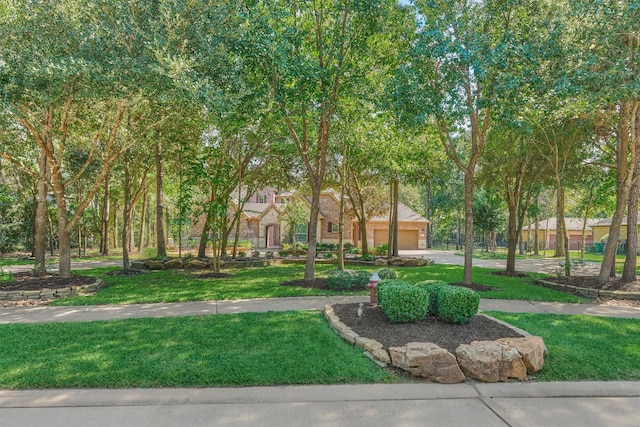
[304,187,320,281]
[622,107,640,281]
[462,171,474,285]
[33,150,48,274]
[505,203,518,274]
[392,178,399,257]
[155,134,166,258]
[534,208,540,256]
[599,102,636,282]
[122,150,131,271]
[137,188,147,253]
[100,170,111,256]
[360,219,368,255]
[425,180,432,248]
[198,216,210,258]
[554,183,567,258]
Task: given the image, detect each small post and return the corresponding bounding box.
[367,272,380,306]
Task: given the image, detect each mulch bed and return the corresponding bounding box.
[333,303,523,353]
[0,272,96,291]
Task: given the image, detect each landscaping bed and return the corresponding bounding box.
[333,303,522,353]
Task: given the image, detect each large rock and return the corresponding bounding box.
[496,336,546,374]
[389,342,465,384]
[388,258,406,266]
[145,260,163,270]
[403,258,419,267]
[374,258,388,267]
[162,258,184,270]
[184,259,209,269]
[456,340,527,382]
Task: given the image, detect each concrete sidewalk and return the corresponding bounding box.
[1,382,639,427]
[2,295,640,324]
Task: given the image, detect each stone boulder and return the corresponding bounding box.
[456,341,527,382]
[374,258,388,267]
[389,342,465,384]
[162,258,184,270]
[388,257,406,266]
[496,336,546,374]
[184,259,209,269]
[145,259,163,270]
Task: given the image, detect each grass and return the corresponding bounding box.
[51,263,585,306]
[0,311,394,389]
[400,265,585,303]
[52,264,371,306]
[487,312,640,382]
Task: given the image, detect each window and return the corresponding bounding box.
[328,222,339,233]
[258,195,265,203]
[295,223,308,242]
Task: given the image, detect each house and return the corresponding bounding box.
[520,217,598,251]
[591,215,640,249]
[196,188,429,250]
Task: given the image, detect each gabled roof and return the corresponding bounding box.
[369,202,429,223]
[238,203,280,220]
[522,217,599,232]
[592,215,640,227]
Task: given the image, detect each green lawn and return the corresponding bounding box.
[0,311,393,389]
[488,312,640,382]
[52,263,584,306]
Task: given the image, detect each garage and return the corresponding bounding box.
[373,229,419,250]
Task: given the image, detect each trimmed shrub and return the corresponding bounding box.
[379,283,428,323]
[437,286,480,324]
[251,251,260,258]
[376,279,411,308]
[351,270,372,287]
[326,270,353,290]
[376,268,397,280]
[415,280,450,315]
[265,251,274,259]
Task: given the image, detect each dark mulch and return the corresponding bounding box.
[333,303,523,353]
[106,269,146,276]
[195,272,232,279]
[490,271,529,278]
[0,272,96,291]
[281,278,330,289]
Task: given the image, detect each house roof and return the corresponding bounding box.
[240,203,280,220]
[369,202,429,223]
[592,215,640,227]
[522,217,600,232]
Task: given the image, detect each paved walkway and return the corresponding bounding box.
[2,253,640,426]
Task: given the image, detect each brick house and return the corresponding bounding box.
[195,188,429,250]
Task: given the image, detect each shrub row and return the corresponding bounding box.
[326,269,381,290]
[377,279,479,324]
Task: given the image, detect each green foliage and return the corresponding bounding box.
[326,269,371,289]
[375,243,389,256]
[376,279,411,308]
[351,270,372,287]
[326,270,353,290]
[415,280,450,315]
[265,251,274,259]
[0,268,14,283]
[376,268,397,280]
[437,286,480,324]
[379,283,428,323]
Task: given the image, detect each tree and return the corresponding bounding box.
[246,0,401,280]
[393,0,531,284]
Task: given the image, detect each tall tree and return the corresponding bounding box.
[394,0,529,284]
[246,0,401,280]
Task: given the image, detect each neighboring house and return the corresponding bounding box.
[193,188,429,250]
[591,215,640,244]
[520,217,598,251]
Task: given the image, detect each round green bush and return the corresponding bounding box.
[326,270,353,290]
[350,270,372,287]
[376,279,410,307]
[376,268,397,280]
[415,280,450,315]
[437,286,480,324]
[379,283,428,323]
